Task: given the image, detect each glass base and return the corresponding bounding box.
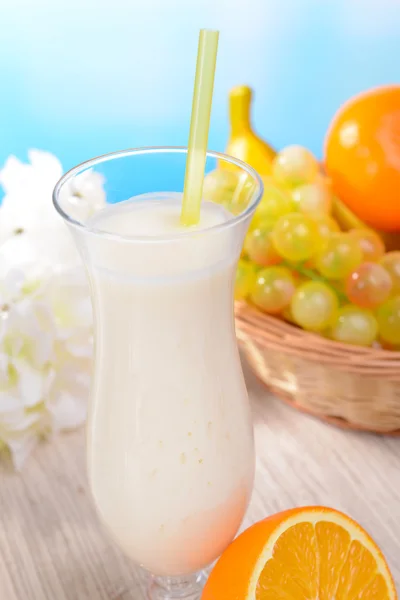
[147,571,207,600]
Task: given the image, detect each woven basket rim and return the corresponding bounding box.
[256,377,400,435]
[235,301,400,377]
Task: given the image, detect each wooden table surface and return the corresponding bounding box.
[1,361,399,599]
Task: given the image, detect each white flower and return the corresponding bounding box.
[0,150,63,239]
[0,252,92,469]
[0,150,103,469]
[0,149,106,268]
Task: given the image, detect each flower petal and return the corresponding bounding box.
[48,392,86,431]
[0,406,43,431]
[13,358,45,408]
[0,155,26,195]
[0,391,22,413]
[28,150,63,183]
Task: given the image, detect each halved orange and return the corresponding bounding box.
[202,506,397,600]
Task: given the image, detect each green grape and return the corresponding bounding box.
[380,251,400,294]
[230,173,257,215]
[203,169,254,214]
[315,233,363,280]
[330,278,347,298]
[235,260,256,300]
[282,304,296,324]
[248,211,262,232]
[349,229,385,262]
[377,296,400,345]
[250,266,296,314]
[257,179,294,221]
[313,216,340,250]
[291,281,339,332]
[330,305,378,347]
[292,181,332,217]
[272,145,319,187]
[203,169,239,204]
[244,220,282,267]
[346,262,392,309]
[272,213,321,262]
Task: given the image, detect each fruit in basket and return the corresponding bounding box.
[380,252,400,294]
[202,506,397,600]
[257,179,294,221]
[377,296,400,345]
[272,145,319,187]
[331,305,378,346]
[292,180,332,216]
[349,228,385,262]
[291,281,339,332]
[324,85,400,232]
[272,213,321,262]
[313,214,340,243]
[244,221,281,267]
[225,85,275,176]
[332,194,400,252]
[203,169,255,214]
[203,168,239,205]
[331,191,370,231]
[346,263,392,309]
[206,122,400,349]
[235,260,256,301]
[315,232,363,280]
[250,266,296,314]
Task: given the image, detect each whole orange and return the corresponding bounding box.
[324,86,400,232]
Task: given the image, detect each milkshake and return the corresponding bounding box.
[53,147,263,599]
[85,195,255,575]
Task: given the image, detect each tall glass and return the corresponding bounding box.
[53,148,263,600]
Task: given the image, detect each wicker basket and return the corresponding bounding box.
[235,301,400,434]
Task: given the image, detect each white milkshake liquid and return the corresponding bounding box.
[84,194,255,576]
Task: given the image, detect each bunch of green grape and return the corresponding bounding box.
[204,145,400,350]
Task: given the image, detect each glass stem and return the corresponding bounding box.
[148,571,207,600]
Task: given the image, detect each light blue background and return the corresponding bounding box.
[1,0,400,171]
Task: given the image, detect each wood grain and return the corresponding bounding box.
[1,360,399,599]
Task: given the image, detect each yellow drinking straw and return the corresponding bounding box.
[181,29,219,226]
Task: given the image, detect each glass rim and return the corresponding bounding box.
[52,146,264,243]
